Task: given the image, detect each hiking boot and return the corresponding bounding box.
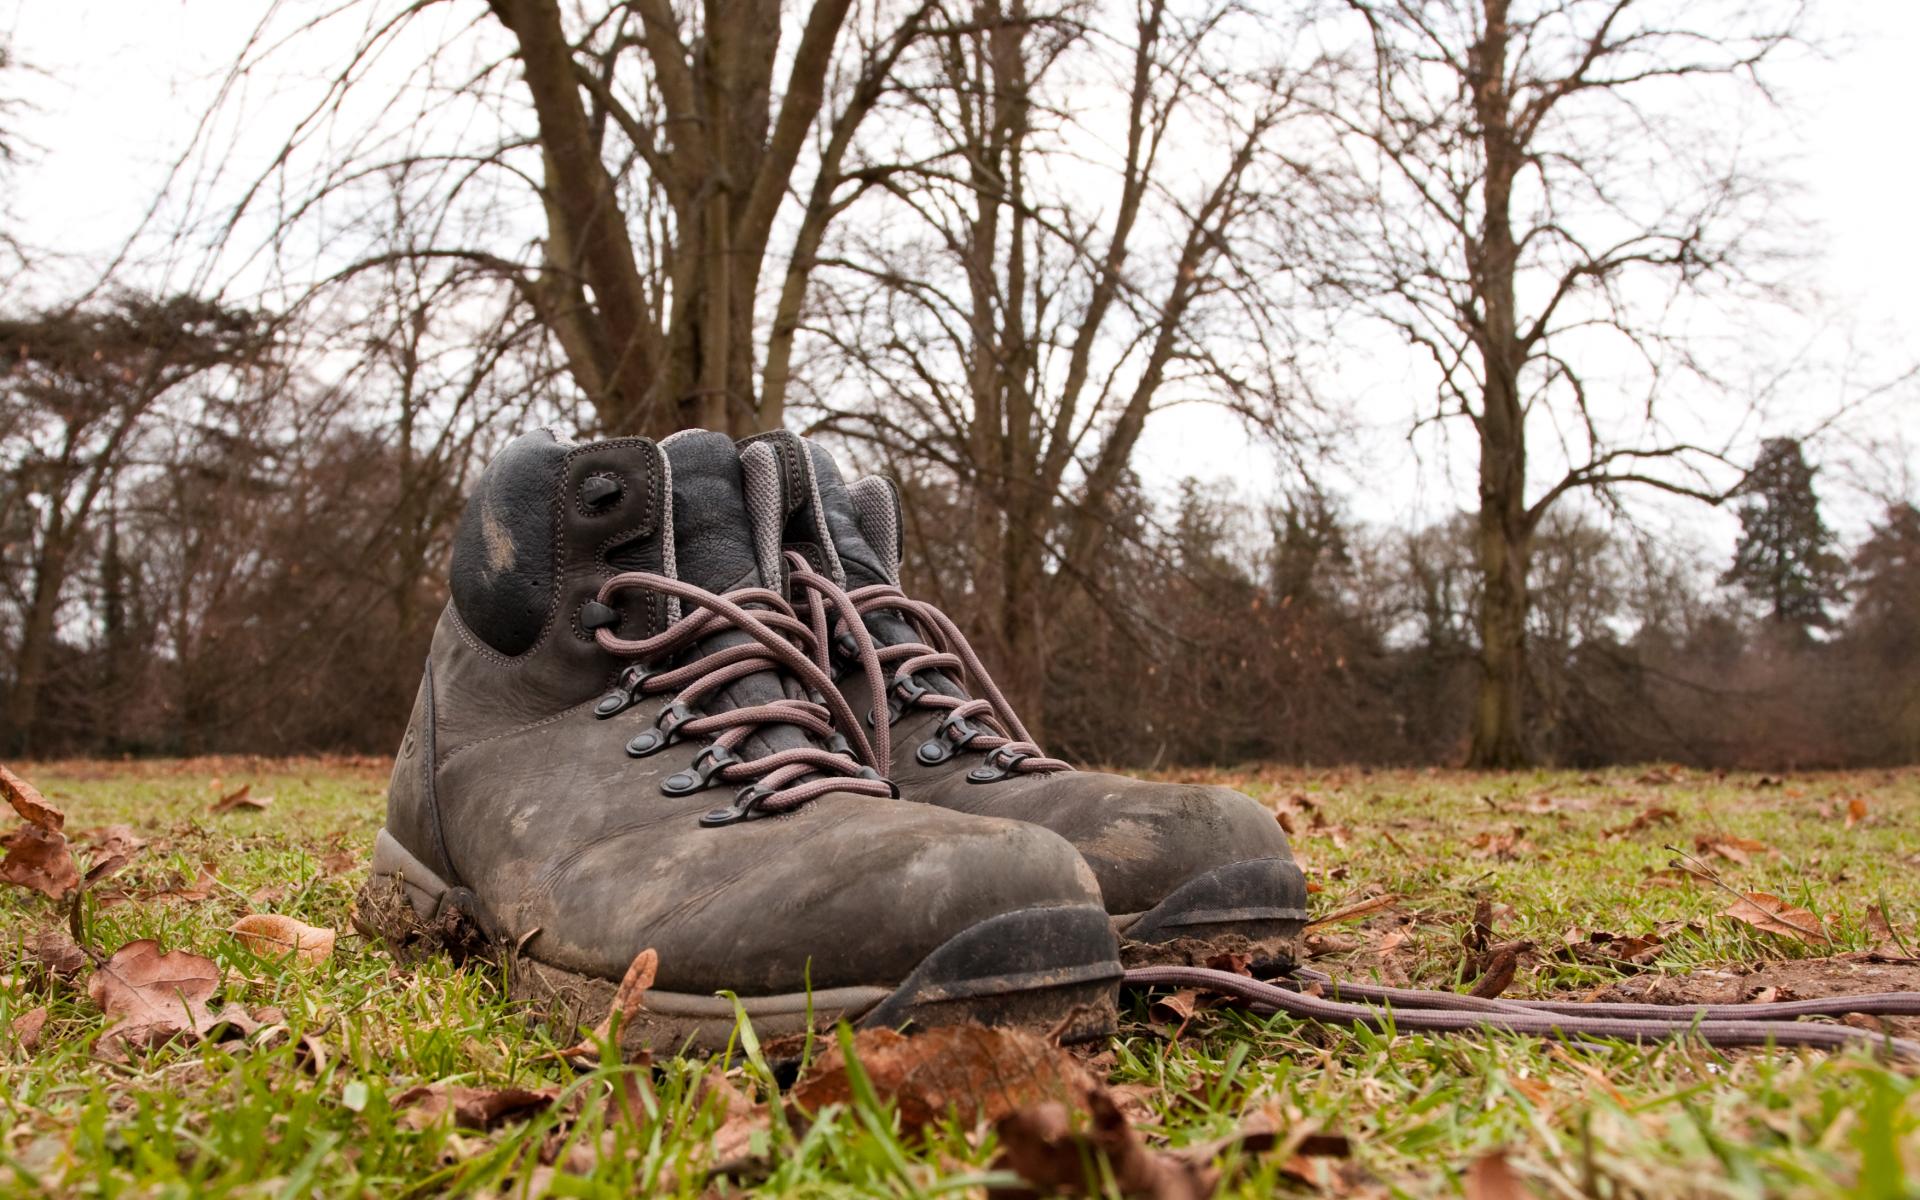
[738,432,1310,969]
[355,429,1121,1055]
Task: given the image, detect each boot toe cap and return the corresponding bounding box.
[516,797,1107,997]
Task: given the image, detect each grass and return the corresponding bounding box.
[3,757,1918,1198]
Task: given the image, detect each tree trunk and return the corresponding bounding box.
[1465,0,1533,768]
[1471,450,1531,767]
[4,540,70,756]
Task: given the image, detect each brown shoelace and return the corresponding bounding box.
[787,559,1068,778]
[593,571,894,822]
[1123,965,1920,1061]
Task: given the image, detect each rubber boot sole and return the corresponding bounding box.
[353,830,1122,1057]
[1111,856,1311,973]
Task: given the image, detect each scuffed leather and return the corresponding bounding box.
[745,434,1299,918]
[387,432,1106,997]
[432,688,1098,993]
[840,672,1294,915]
[450,431,572,655]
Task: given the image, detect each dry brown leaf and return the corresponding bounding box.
[793,1025,1092,1131]
[230,914,336,965]
[393,1082,562,1131]
[1694,834,1777,867]
[1469,945,1522,999]
[1606,806,1678,838]
[1166,1109,1339,1186]
[1721,893,1829,946]
[1846,796,1869,829]
[1,825,80,901]
[86,939,257,1059]
[79,826,144,889]
[1374,926,1413,955]
[1864,903,1908,955]
[557,947,658,1062]
[319,849,358,877]
[1465,1151,1527,1199]
[1467,828,1534,860]
[1149,989,1200,1031]
[1305,893,1400,929]
[689,1069,771,1177]
[0,764,63,831]
[993,1087,1213,1200]
[1465,896,1497,955]
[209,784,271,814]
[1556,929,1663,970]
[142,867,219,904]
[10,1006,49,1056]
[77,824,145,858]
[29,929,88,981]
[1203,951,1253,976]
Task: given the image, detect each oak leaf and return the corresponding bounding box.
[1720,893,1829,946]
[1,825,80,901]
[86,939,257,1059]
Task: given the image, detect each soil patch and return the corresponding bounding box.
[1589,956,1920,1038]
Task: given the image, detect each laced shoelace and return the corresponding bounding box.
[1122,964,1920,1061]
[786,556,1068,781]
[589,571,895,825]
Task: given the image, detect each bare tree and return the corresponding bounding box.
[1301,0,1803,765]
[189,0,948,438]
[805,0,1316,726]
[0,295,271,752]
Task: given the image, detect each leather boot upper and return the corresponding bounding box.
[739,431,1300,922]
[384,429,1104,994]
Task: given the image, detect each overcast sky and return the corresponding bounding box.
[5,1,1916,558]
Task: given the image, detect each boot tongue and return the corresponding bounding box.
[662,430,777,593]
[802,444,895,588]
[660,430,815,764]
[746,431,893,589]
[744,432,969,703]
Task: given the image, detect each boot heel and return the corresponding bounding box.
[353,829,491,963]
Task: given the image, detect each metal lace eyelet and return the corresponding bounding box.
[580,600,621,631]
[581,473,623,508]
[856,766,900,799]
[596,665,655,718]
[699,783,777,827]
[967,746,1030,784]
[661,745,738,797]
[917,739,952,765]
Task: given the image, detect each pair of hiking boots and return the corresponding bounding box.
[356,429,1308,1054]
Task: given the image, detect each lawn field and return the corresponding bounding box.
[3,758,1918,1198]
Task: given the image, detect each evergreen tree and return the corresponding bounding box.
[1848,501,1920,662]
[1722,438,1845,632]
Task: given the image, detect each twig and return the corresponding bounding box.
[1665,845,1833,945]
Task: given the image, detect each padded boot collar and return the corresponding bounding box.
[737,430,894,587]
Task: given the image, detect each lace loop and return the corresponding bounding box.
[594,571,894,819]
[785,555,1068,777]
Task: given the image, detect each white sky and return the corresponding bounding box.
[5,1,1917,561]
